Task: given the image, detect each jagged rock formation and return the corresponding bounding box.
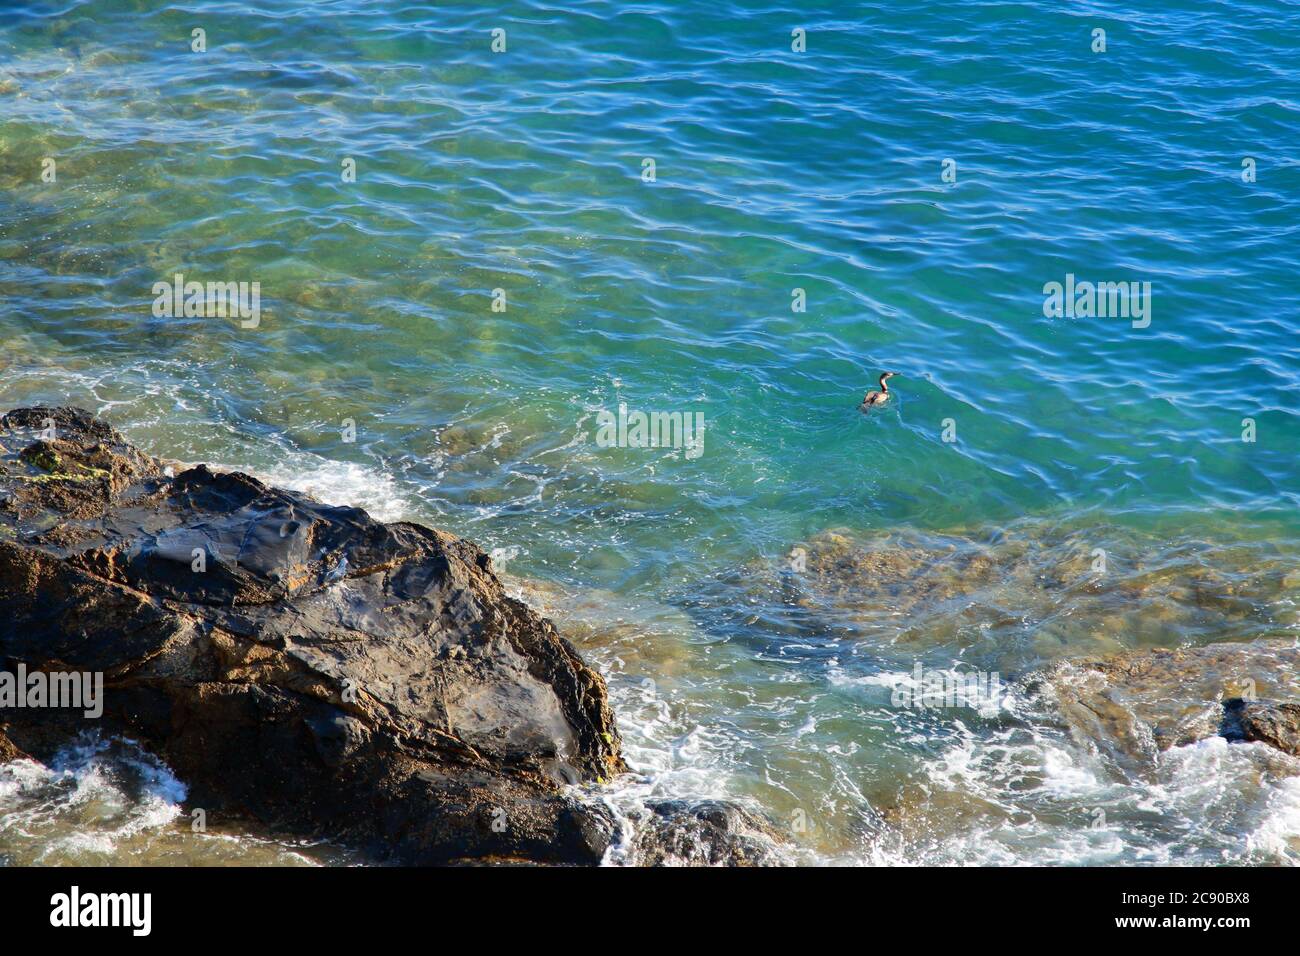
[0,406,627,864]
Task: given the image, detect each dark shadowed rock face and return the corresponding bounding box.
[1222,698,1300,758]
[0,406,627,864]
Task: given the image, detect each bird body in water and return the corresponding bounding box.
[860,372,899,411]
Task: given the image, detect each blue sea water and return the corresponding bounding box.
[1,1,1298,864]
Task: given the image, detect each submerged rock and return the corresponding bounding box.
[1040,640,1300,771]
[0,406,627,865]
[720,524,1297,668]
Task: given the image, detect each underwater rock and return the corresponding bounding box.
[0,406,627,865]
[727,525,1296,666]
[1042,640,1300,771]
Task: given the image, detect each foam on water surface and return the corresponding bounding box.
[0,735,346,866]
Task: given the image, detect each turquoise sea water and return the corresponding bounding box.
[2,1,1298,864]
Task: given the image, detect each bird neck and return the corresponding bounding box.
[879,378,889,392]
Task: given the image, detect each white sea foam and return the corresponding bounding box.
[0,735,186,864]
[1246,773,1300,862]
[249,455,412,523]
[489,545,522,568]
[0,734,341,865]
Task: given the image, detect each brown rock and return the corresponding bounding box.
[1222,698,1300,757]
[0,406,625,864]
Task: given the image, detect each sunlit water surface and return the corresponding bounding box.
[2,0,1298,864]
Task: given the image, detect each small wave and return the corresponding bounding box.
[0,734,186,865]
[252,454,412,524]
[0,734,343,866]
